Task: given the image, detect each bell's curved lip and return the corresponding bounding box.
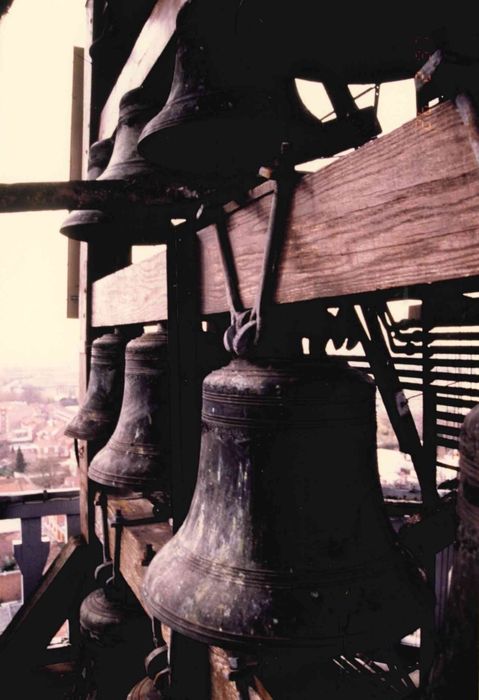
[64,410,117,441]
[138,114,282,179]
[59,210,114,242]
[88,444,170,495]
[59,207,170,245]
[142,541,431,653]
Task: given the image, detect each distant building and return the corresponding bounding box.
[0,408,7,437]
[8,425,33,444]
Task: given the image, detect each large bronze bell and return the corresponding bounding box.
[138,0,379,181]
[88,328,169,495]
[60,87,170,244]
[59,137,114,239]
[79,586,152,700]
[143,356,431,655]
[64,331,127,442]
[235,4,478,84]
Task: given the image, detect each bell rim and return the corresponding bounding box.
[64,410,118,441]
[88,455,169,494]
[142,541,430,653]
[143,595,426,653]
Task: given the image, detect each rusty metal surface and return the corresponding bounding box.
[64,332,127,442]
[79,587,152,699]
[89,330,170,496]
[61,86,173,244]
[235,4,478,84]
[138,1,380,182]
[144,356,431,654]
[60,136,114,239]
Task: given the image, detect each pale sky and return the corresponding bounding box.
[0,1,417,368]
[0,0,84,368]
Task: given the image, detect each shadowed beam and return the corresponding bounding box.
[0,179,200,214]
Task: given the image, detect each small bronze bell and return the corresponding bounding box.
[138,0,380,180]
[80,586,152,700]
[64,332,127,442]
[143,356,431,655]
[88,328,170,495]
[60,87,170,244]
[59,137,114,239]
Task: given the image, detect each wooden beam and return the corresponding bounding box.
[93,246,168,325]
[91,101,479,327]
[0,537,89,670]
[99,0,187,139]
[0,179,197,214]
[97,496,172,605]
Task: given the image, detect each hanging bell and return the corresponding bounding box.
[143,356,431,655]
[138,0,380,180]
[64,331,127,442]
[127,651,170,700]
[59,137,114,240]
[88,328,170,496]
[60,86,171,244]
[235,4,479,85]
[79,586,152,700]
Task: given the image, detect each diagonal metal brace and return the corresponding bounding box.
[355,304,439,509]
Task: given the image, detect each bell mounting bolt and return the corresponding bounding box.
[216,144,300,358]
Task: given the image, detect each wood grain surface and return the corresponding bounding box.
[99,0,186,139]
[92,100,479,327]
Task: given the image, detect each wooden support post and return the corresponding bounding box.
[13,517,50,602]
[166,221,211,699]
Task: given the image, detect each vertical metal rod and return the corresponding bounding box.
[419,294,438,688]
[112,509,123,587]
[166,220,210,699]
[253,172,297,338]
[99,491,111,562]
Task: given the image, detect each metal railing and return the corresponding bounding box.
[0,488,80,601]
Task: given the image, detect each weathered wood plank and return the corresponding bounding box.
[91,101,479,327]
[93,246,168,325]
[99,0,186,139]
[97,496,172,605]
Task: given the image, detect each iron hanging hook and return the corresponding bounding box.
[216,144,299,357]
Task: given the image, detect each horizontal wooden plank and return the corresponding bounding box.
[99,0,186,139]
[93,247,168,325]
[92,101,479,326]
